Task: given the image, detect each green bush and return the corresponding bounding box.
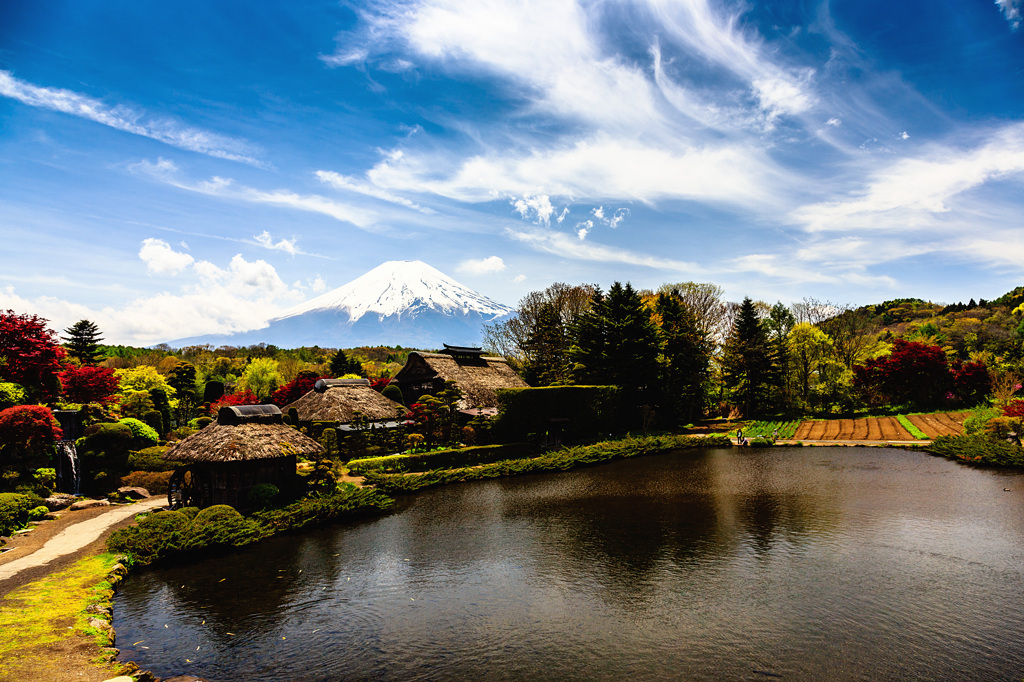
[188,505,264,548]
[142,409,164,435]
[0,492,34,535]
[118,418,160,445]
[348,443,534,474]
[28,505,49,521]
[107,510,192,564]
[928,434,1024,467]
[491,385,622,444]
[187,416,213,430]
[382,384,404,406]
[254,485,393,534]
[963,406,1001,435]
[126,446,174,472]
[0,383,26,411]
[247,483,279,510]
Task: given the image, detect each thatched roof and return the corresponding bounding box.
[283,380,404,423]
[164,404,324,463]
[395,351,528,409]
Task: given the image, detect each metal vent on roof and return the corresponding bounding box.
[314,378,371,393]
[217,404,284,425]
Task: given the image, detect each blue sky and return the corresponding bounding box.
[2,0,1024,345]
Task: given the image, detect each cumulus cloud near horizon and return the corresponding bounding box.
[457,256,507,274]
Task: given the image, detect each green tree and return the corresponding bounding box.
[721,297,777,418]
[483,282,596,379]
[570,282,660,413]
[655,289,710,424]
[521,301,573,385]
[329,349,365,378]
[62,319,104,365]
[167,361,199,422]
[788,323,835,407]
[238,358,281,401]
[766,302,796,409]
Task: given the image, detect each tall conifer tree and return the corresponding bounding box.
[722,297,776,418]
[63,319,104,365]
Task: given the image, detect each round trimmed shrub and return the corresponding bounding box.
[118,418,159,446]
[106,509,192,565]
[189,504,262,549]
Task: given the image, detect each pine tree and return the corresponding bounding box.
[329,349,365,378]
[62,319,104,365]
[722,297,777,418]
[656,289,710,424]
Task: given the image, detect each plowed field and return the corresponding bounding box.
[791,412,967,441]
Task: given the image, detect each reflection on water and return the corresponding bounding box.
[115,447,1024,681]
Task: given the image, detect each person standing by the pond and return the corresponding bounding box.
[736,428,743,443]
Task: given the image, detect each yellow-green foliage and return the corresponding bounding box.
[0,553,123,678]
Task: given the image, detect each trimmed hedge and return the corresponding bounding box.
[491,385,622,444]
[348,443,533,474]
[126,446,175,472]
[107,486,394,566]
[362,434,732,494]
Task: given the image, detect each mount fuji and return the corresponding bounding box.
[167,260,514,349]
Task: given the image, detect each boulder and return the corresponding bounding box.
[43,493,77,511]
[70,499,111,511]
[116,486,151,500]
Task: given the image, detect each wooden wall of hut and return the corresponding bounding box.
[200,455,297,508]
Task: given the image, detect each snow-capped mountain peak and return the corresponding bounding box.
[274,260,513,323]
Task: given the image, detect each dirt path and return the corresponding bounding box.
[0,497,164,597]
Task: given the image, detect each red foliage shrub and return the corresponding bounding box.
[1003,400,1024,417]
[950,360,990,406]
[59,365,120,405]
[853,340,952,409]
[209,389,260,414]
[0,310,66,401]
[369,377,391,392]
[270,370,325,407]
[0,404,62,451]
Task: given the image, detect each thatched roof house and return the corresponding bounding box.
[164,404,323,508]
[283,378,405,424]
[393,344,528,410]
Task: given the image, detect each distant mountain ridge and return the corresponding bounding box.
[167,260,513,349]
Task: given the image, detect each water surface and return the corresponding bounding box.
[115,447,1024,681]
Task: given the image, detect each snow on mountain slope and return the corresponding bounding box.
[274,260,512,323]
[165,260,514,349]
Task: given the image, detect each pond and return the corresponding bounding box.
[114,447,1024,681]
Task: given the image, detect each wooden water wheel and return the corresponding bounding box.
[167,466,212,509]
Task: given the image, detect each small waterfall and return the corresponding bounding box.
[53,409,83,495]
[56,440,81,495]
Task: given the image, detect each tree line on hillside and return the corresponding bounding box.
[484,281,1024,425]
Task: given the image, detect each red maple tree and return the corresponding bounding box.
[0,310,67,402]
[59,365,120,405]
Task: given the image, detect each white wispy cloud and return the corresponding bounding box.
[366,135,780,207]
[511,195,557,224]
[791,123,1024,233]
[457,256,507,274]
[252,231,299,256]
[129,158,381,232]
[507,228,701,272]
[997,0,1022,29]
[316,166,435,214]
[0,70,265,166]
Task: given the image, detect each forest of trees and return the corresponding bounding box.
[483,282,1024,424]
